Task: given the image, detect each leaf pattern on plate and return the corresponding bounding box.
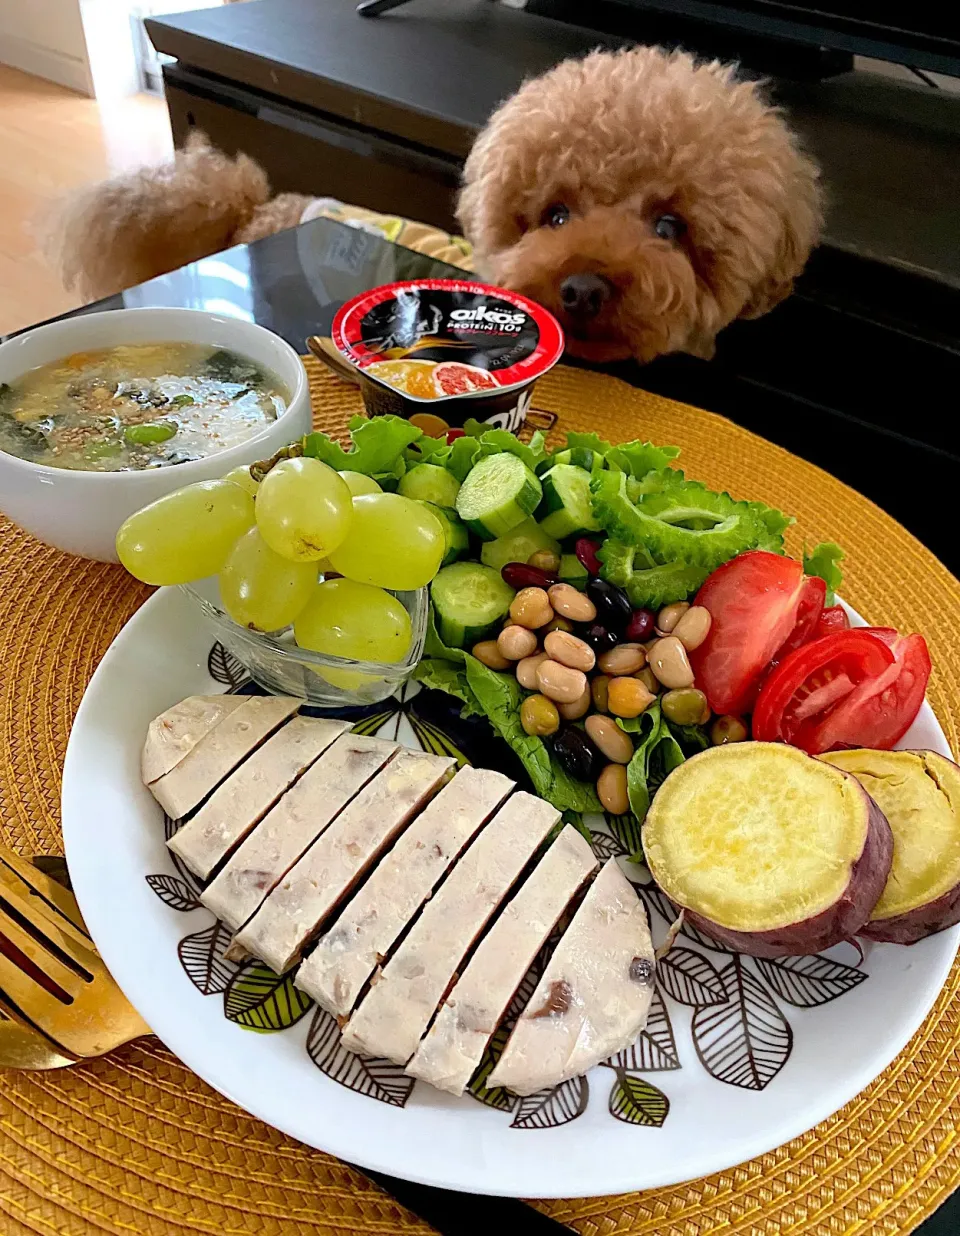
[178,921,241,995]
[467,963,543,1112]
[207,642,249,690]
[408,714,470,767]
[692,956,793,1090]
[145,873,201,912]
[657,946,728,1007]
[224,961,313,1033]
[638,884,728,952]
[511,1075,589,1130]
[589,829,627,862]
[603,989,680,1071]
[754,954,867,1007]
[306,1006,414,1108]
[608,1070,670,1126]
[350,707,399,738]
[162,814,204,896]
[607,813,642,861]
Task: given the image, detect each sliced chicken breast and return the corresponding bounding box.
[148,695,301,820]
[341,791,560,1065]
[405,825,598,1095]
[233,748,455,974]
[141,694,247,785]
[168,716,351,880]
[296,766,515,1017]
[200,733,398,930]
[486,859,656,1096]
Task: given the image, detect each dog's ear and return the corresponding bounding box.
[740,152,822,320]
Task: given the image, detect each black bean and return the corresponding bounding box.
[580,623,620,655]
[586,578,633,629]
[552,726,602,782]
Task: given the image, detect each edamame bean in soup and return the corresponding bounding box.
[0,344,287,471]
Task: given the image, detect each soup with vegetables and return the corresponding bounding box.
[0,344,288,472]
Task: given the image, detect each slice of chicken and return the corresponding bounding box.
[341,791,560,1066]
[296,766,514,1017]
[141,694,248,785]
[486,859,656,1096]
[233,748,455,974]
[200,733,398,930]
[406,824,598,1096]
[148,695,301,820]
[167,716,351,880]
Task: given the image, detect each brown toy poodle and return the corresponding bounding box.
[47,45,821,366]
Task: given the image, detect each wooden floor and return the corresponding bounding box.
[0,66,173,337]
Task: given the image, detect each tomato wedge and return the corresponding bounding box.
[771,575,826,660]
[812,604,850,640]
[690,551,812,715]
[753,627,931,753]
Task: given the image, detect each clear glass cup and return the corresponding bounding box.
[181,577,428,707]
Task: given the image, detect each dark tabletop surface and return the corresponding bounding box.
[20,215,958,1235]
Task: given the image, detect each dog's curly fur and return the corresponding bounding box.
[46,46,820,365]
[459,46,821,362]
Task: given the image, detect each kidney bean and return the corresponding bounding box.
[501,562,558,591]
[552,727,602,782]
[586,579,632,629]
[625,608,655,642]
[581,623,619,655]
[574,537,603,576]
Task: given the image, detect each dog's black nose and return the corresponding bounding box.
[559,273,612,319]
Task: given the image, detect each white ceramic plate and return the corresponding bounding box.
[62,587,958,1198]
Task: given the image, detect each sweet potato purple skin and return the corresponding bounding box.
[684,778,894,959]
[862,887,960,946]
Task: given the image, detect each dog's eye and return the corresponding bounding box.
[654,214,686,242]
[541,203,571,229]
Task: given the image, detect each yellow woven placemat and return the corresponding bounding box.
[1,358,958,1236]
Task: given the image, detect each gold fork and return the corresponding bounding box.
[0,847,150,1065]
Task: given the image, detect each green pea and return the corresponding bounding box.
[124,421,177,445]
[83,439,122,461]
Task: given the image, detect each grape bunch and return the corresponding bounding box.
[115,458,445,673]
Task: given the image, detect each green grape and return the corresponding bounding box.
[222,465,259,497]
[255,457,352,562]
[294,577,412,690]
[116,480,255,585]
[328,493,444,590]
[219,527,317,631]
[339,470,382,497]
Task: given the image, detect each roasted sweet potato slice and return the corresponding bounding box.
[821,749,960,944]
[644,742,893,957]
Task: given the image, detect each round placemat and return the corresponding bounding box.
[0,358,957,1236]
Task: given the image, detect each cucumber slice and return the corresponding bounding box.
[398,463,461,507]
[537,464,602,538]
[456,453,542,540]
[559,553,589,591]
[430,562,516,648]
[536,446,597,475]
[479,517,561,572]
[422,502,469,566]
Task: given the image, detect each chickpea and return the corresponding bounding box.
[543,629,595,672]
[591,674,611,713]
[543,614,574,635]
[509,587,554,629]
[497,624,539,661]
[536,659,588,705]
[547,583,597,624]
[656,601,690,634]
[635,667,660,695]
[597,763,629,815]
[597,642,646,676]
[520,693,560,737]
[648,635,695,689]
[608,676,656,719]
[672,605,712,652]
[585,714,634,764]
[471,639,510,671]
[711,714,749,745]
[516,651,549,690]
[558,682,591,721]
[661,687,710,726]
[528,548,561,573]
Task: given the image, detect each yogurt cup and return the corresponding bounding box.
[331,279,564,434]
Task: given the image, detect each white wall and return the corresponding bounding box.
[0,0,95,94]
